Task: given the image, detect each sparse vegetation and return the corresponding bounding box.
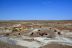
[0,20,72,48]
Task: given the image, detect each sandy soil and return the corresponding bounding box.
[0,41,27,48]
[40,43,72,48]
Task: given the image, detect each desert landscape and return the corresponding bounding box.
[0,20,72,48]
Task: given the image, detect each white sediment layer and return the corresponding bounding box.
[0,28,72,48]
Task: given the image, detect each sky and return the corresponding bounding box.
[0,0,72,20]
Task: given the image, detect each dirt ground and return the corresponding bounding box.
[0,20,72,48]
[0,41,27,48]
[40,43,72,48]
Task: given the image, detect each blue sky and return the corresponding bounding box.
[0,0,72,20]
